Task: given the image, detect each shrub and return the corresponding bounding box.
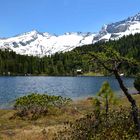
[56,108,138,140]
[14,93,72,119]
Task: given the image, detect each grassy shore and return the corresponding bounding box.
[0,94,140,140]
[82,72,104,76]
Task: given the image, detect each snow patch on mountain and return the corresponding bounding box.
[0,12,140,56]
[0,31,96,56]
[94,13,140,41]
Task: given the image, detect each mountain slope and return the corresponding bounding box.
[0,12,140,56]
[94,12,140,42]
[0,31,96,56]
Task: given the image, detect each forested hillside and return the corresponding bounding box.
[0,33,140,76]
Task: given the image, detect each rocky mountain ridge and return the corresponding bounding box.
[0,12,140,56]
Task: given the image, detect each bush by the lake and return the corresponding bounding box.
[55,107,138,140]
[14,93,72,119]
[55,82,138,140]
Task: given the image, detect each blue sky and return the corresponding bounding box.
[0,0,140,37]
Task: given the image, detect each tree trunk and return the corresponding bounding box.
[114,70,140,138]
[105,96,109,118]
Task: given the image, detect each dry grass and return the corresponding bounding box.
[118,94,140,107]
[0,98,93,140]
[0,95,140,140]
[0,125,65,140]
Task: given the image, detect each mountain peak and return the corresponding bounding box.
[0,12,140,57]
[25,30,40,36]
[125,12,140,22]
[20,30,46,39]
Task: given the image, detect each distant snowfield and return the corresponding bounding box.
[0,13,140,57]
[0,31,96,57]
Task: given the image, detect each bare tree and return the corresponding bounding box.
[90,46,140,137]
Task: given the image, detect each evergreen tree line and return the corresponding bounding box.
[0,33,140,76]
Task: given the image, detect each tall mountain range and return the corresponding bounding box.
[0,12,140,57]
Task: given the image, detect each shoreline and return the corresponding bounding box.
[0,88,138,110]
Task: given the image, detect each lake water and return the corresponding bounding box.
[0,76,134,108]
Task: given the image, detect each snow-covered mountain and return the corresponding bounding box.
[94,12,140,42]
[0,12,140,57]
[0,31,96,56]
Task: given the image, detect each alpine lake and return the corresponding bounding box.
[0,76,134,108]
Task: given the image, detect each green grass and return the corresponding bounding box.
[83,72,104,76]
